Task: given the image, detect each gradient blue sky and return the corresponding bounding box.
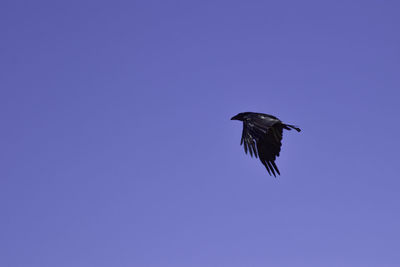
[1,0,400,266]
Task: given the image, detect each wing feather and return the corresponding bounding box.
[267,161,276,177]
[240,120,283,176]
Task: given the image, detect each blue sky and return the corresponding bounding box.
[1,0,400,266]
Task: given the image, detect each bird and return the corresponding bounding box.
[231,112,301,176]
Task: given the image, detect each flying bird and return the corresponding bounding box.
[231,112,301,176]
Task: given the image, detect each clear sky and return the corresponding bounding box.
[1,0,400,266]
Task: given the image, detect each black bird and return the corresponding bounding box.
[231,112,301,176]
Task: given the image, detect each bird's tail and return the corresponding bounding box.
[283,124,301,132]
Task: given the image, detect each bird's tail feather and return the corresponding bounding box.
[283,124,301,132]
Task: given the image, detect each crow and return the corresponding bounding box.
[231,112,301,176]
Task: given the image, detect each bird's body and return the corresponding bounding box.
[231,112,300,176]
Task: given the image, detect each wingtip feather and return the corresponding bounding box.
[271,161,280,176]
[267,161,276,177]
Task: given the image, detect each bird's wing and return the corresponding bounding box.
[257,126,282,177]
[241,121,267,158]
[241,121,282,176]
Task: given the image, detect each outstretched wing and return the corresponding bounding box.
[257,126,282,176]
[241,121,282,176]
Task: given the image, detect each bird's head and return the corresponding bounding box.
[231,113,245,121]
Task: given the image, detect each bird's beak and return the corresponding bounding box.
[231,115,240,121]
